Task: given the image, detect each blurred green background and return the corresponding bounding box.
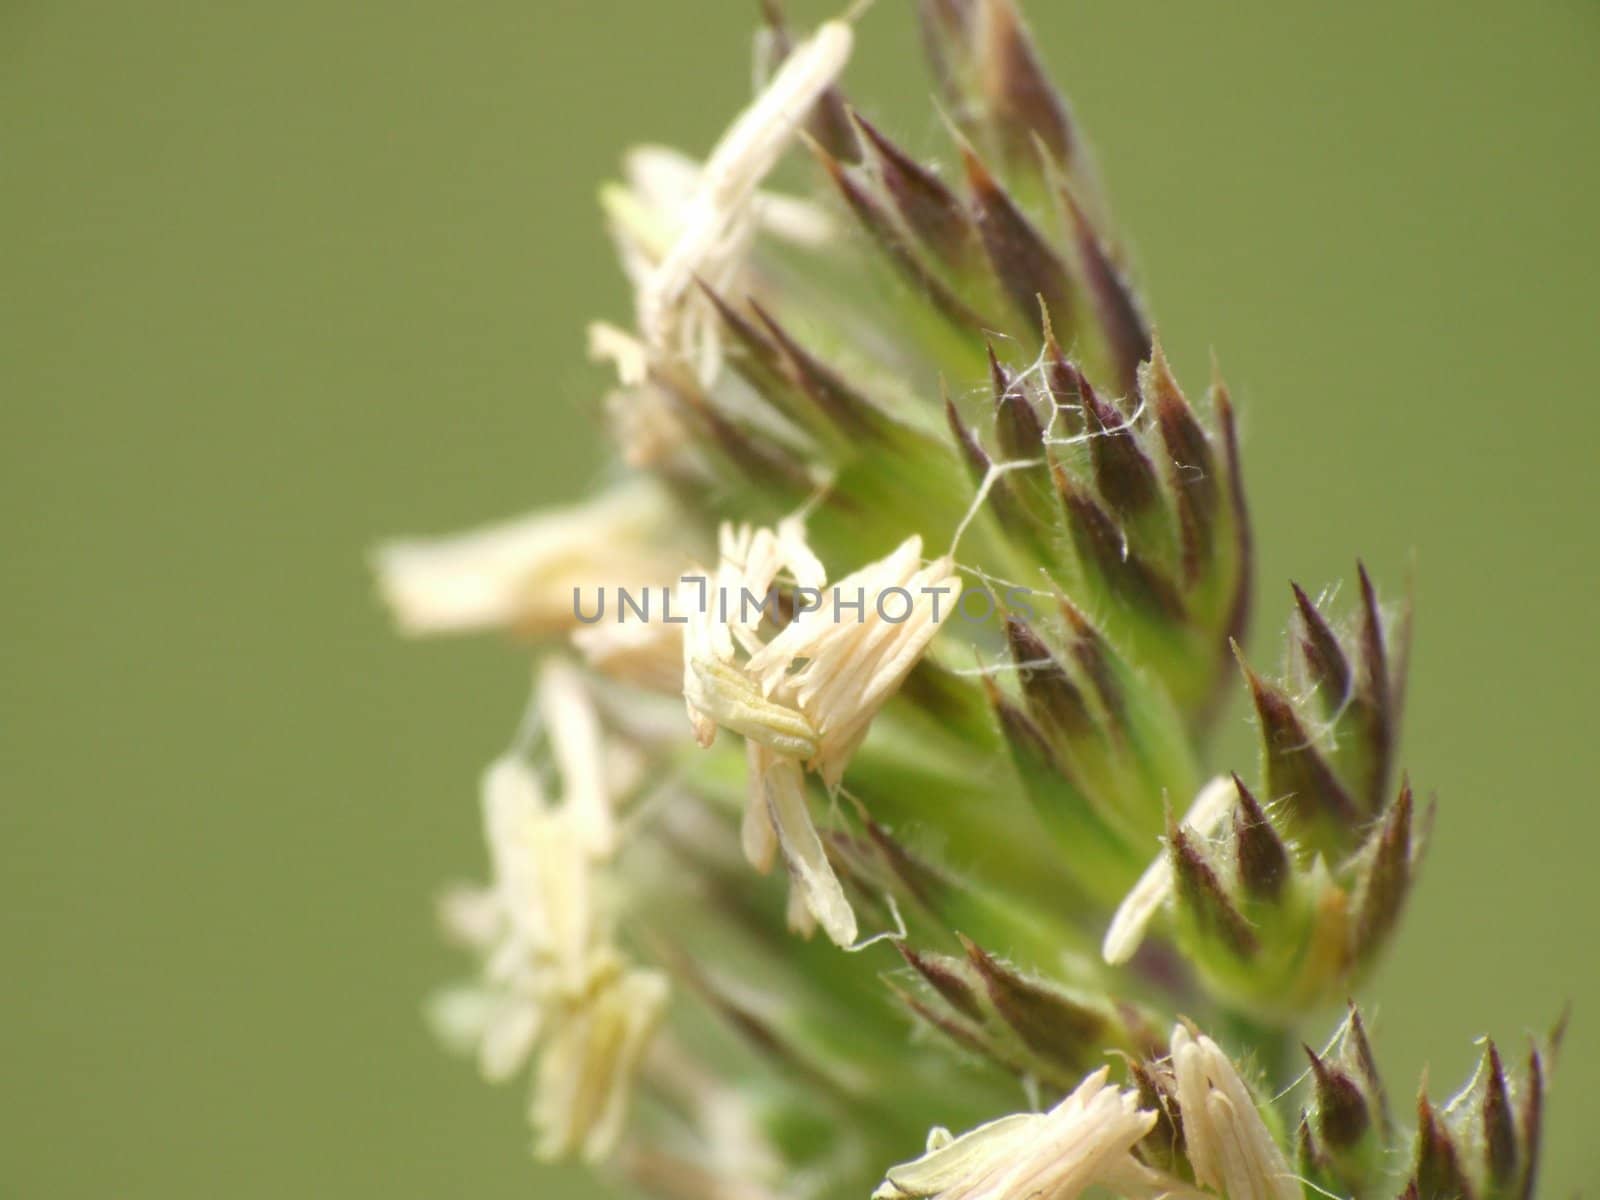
[4,1,1597,1195]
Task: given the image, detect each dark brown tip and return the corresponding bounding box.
[1231,774,1290,902]
[1061,179,1150,396]
[1483,1041,1519,1185]
[1081,375,1162,521]
[884,979,1006,1065]
[986,341,1012,400]
[1127,1055,1186,1166]
[945,388,991,480]
[1212,362,1252,648]
[1414,1092,1473,1200]
[1005,616,1094,739]
[1291,582,1353,705]
[850,108,975,268]
[1519,1045,1544,1200]
[962,141,1074,326]
[1346,1002,1394,1139]
[896,942,986,1023]
[975,0,1079,168]
[1238,654,1359,835]
[1057,468,1185,621]
[1304,1043,1371,1150]
[1297,1113,1326,1174]
[990,686,1062,773]
[696,279,785,385]
[1144,344,1218,579]
[1057,597,1124,721]
[961,933,1108,1073]
[1353,780,1415,960]
[809,131,987,332]
[1041,340,1087,436]
[859,811,950,912]
[750,298,883,438]
[988,344,1049,462]
[1356,560,1395,794]
[1169,817,1258,959]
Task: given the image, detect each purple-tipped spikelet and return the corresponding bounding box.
[374,4,1559,1198]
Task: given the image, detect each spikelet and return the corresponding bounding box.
[377,3,1560,1196]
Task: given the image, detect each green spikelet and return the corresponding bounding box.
[375,5,1562,1198]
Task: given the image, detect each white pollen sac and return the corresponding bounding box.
[682,522,957,952]
[539,658,616,858]
[532,966,671,1164]
[764,756,857,948]
[373,480,678,637]
[1170,1025,1301,1200]
[872,1066,1198,1200]
[747,536,959,787]
[639,20,854,380]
